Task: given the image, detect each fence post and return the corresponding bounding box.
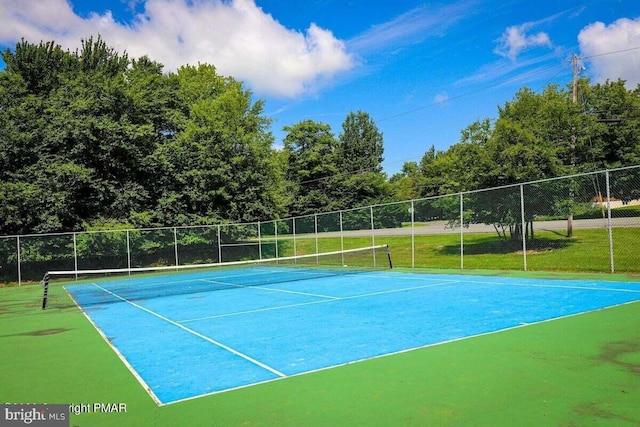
[411,200,415,269]
[258,221,263,260]
[370,206,375,246]
[126,230,131,274]
[370,206,376,267]
[217,225,221,264]
[293,218,297,260]
[460,194,464,270]
[274,220,279,259]
[314,214,318,258]
[606,170,615,273]
[16,236,21,286]
[339,211,344,266]
[258,221,262,259]
[520,184,527,271]
[173,227,179,267]
[73,232,78,280]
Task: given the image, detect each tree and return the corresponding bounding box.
[0,37,285,233]
[150,64,286,225]
[418,127,492,198]
[577,79,640,169]
[1,36,136,233]
[337,111,384,173]
[334,111,392,209]
[283,120,340,216]
[390,161,422,201]
[2,39,76,95]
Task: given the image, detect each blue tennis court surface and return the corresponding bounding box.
[65,268,640,405]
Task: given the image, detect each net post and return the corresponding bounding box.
[386,245,393,269]
[41,272,50,310]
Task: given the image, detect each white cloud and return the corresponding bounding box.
[494,22,553,61]
[0,0,354,98]
[578,17,640,88]
[348,0,478,54]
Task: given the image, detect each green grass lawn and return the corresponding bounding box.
[280,228,640,275]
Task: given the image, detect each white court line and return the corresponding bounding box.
[363,272,640,292]
[65,287,164,406]
[178,280,459,323]
[91,283,286,378]
[438,278,640,293]
[178,274,640,324]
[166,299,640,406]
[201,278,340,300]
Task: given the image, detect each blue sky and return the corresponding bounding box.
[1,0,639,174]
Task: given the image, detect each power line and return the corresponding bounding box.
[286,46,640,185]
[376,45,640,125]
[377,62,566,122]
[375,46,640,172]
[581,45,640,60]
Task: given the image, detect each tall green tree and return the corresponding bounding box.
[2,39,76,95]
[337,111,384,173]
[335,111,392,209]
[150,64,285,225]
[283,120,340,216]
[0,36,138,233]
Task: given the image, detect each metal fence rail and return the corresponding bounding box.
[2,165,639,285]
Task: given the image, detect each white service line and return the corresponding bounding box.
[179,280,459,323]
[91,283,286,378]
[442,279,640,293]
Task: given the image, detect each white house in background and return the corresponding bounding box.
[591,196,640,209]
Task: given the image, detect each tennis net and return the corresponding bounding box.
[41,245,392,309]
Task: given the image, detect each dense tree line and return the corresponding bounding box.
[0,38,388,235]
[1,37,639,236]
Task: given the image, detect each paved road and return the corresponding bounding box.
[309,217,640,238]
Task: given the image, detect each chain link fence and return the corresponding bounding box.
[2,165,639,285]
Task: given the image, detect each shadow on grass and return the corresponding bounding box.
[0,293,77,319]
[439,236,576,255]
[0,327,73,338]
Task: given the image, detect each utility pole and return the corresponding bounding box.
[572,53,578,104]
[568,54,579,237]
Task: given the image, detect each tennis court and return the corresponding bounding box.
[50,248,640,406]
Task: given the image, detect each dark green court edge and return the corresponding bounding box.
[1,274,639,426]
